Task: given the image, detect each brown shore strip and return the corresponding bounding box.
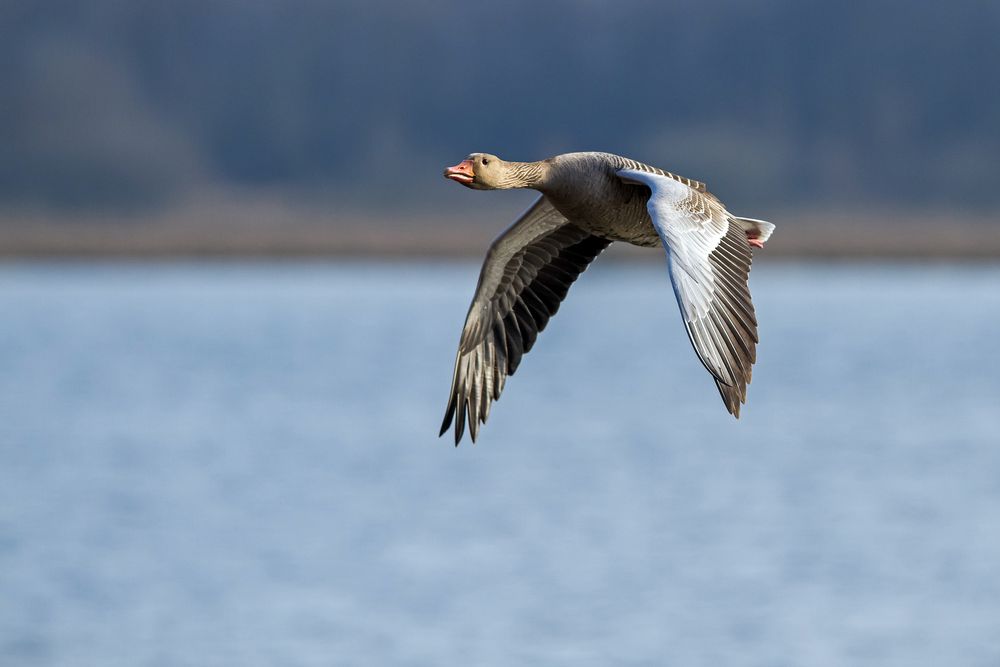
[2,207,999,260]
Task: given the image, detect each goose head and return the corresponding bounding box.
[443,153,506,190]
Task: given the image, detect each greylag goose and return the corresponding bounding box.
[440,152,775,445]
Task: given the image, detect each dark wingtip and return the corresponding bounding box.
[440,377,459,441]
[716,379,745,419]
[439,406,454,438]
[453,400,466,446]
[440,403,475,447]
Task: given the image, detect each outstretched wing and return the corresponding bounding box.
[441,196,611,444]
[618,168,763,417]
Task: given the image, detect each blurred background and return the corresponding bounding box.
[2,0,1000,256]
[2,2,999,666]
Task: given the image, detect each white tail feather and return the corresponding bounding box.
[734,217,775,243]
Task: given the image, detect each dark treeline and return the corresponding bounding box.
[3,0,999,212]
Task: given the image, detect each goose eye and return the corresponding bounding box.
[482,158,489,165]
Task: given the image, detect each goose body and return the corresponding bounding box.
[441,151,775,444]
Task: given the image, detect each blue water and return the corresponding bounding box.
[1,261,999,666]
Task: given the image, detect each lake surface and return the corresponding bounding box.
[1,261,999,666]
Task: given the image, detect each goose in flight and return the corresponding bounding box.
[440,152,775,445]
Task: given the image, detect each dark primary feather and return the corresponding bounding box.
[440,197,610,445]
[692,221,758,417]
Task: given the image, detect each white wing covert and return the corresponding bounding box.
[617,169,761,416]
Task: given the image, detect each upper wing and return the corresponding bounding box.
[617,168,761,417]
[441,196,611,444]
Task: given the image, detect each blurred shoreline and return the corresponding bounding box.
[2,203,999,261]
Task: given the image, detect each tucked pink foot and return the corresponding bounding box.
[748,237,765,249]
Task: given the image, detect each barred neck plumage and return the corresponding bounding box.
[498,160,550,189]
